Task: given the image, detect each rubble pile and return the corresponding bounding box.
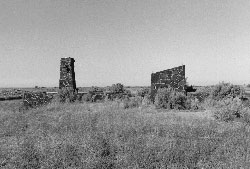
[0,89,23,100]
[23,91,53,108]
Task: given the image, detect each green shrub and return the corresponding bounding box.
[142,95,151,106]
[210,82,244,101]
[123,89,132,97]
[213,97,248,122]
[169,91,190,110]
[104,83,129,101]
[189,97,203,110]
[202,97,218,110]
[82,93,92,102]
[136,88,150,98]
[122,96,142,109]
[189,86,211,103]
[199,83,246,111]
[154,88,190,110]
[108,93,125,100]
[154,88,172,109]
[108,83,125,93]
[75,94,83,102]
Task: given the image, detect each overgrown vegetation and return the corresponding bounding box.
[82,86,104,102]
[209,82,244,101]
[151,82,250,124]
[122,96,142,109]
[212,97,250,122]
[106,83,132,100]
[189,86,212,102]
[154,88,190,110]
[136,88,150,98]
[1,101,250,168]
[81,83,132,102]
[202,83,248,122]
[1,82,250,168]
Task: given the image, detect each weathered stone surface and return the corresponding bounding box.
[151,65,186,101]
[23,91,53,108]
[59,57,76,91]
[0,89,23,101]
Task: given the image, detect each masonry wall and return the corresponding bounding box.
[59,57,76,90]
[151,65,186,101]
[23,91,53,108]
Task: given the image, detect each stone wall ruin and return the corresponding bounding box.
[151,65,186,101]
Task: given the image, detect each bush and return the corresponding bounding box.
[122,96,142,109]
[202,97,218,110]
[142,95,151,106]
[247,84,250,88]
[123,89,132,97]
[108,83,124,93]
[189,86,211,103]
[189,97,203,110]
[104,83,131,101]
[199,83,246,111]
[136,88,150,98]
[154,88,190,110]
[169,91,190,110]
[82,93,93,102]
[106,93,125,101]
[154,88,172,109]
[213,97,248,122]
[210,82,244,101]
[75,94,83,102]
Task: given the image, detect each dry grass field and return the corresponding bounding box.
[1,98,250,169]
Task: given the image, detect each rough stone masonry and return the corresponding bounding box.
[23,91,53,108]
[151,65,186,101]
[59,57,76,91]
[22,57,77,108]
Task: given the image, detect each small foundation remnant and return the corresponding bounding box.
[151,65,186,101]
[23,91,53,108]
[59,57,76,91]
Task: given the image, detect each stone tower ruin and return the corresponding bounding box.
[151,65,186,101]
[59,57,76,91]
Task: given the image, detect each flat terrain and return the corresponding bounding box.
[1,99,250,168]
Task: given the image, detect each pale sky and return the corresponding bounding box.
[1,0,250,87]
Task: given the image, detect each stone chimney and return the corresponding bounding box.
[59,57,76,91]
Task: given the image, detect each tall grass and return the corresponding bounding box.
[0,101,250,168]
